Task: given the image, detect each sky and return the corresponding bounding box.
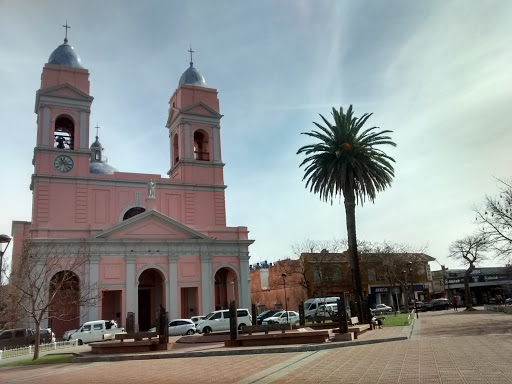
[1,0,511,271]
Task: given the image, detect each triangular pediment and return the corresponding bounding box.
[37,84,94,102]
[180,102,222,118]
[92,210,210,240]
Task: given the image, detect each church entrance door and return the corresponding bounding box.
[138,268,165,331]
[214,267,239,310]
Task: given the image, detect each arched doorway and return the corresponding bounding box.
[138,268,165,331]
[214,267,238,310]
[48,271,80,338]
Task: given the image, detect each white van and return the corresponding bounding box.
[304,297,340,319]
[69,320,125,345]
[196,309,252,334]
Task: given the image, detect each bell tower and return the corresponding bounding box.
[33,25,93,179]
[166,49,224,186]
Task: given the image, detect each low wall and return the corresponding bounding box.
[484,304,510,313]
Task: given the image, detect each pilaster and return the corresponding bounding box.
[168,253,179,320]
[200,250,212,315]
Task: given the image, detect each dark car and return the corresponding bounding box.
[425,298,450,311]
[256,310,281,324]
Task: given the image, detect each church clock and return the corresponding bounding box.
[54,155,74,173]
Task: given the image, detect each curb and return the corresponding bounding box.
[72,336,407,363]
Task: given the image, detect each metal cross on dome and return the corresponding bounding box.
[188,45,194,65]
[95,123,100,138]
[63,20,71,43]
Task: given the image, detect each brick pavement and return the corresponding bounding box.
[1,309,511,384]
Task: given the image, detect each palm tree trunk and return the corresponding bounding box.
[344,189,363,319]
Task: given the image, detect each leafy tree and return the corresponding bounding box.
[448,234,489,310]
[297,105,396,318]
[475,178,512,264]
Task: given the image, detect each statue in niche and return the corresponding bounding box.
[148,179,156,198]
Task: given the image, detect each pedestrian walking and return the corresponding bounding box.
[452,295,458,311]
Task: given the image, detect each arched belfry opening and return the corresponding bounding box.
[173,133,179,166]
[48,270,80,338]
[214,267,238,310]
[138,268,165,331]
[193,130,209,161]
[54,116,75,149]
[123,207,145,221]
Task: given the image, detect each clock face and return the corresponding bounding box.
[54,155,74,173]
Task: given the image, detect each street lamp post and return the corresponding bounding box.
[0,234,12,288]
[281,273,288,323]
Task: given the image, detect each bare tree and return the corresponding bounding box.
[448,234,489,311]
[9,240,100,360]
[475,178,512,264]
[368,241,429,311]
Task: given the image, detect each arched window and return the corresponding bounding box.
[54,116,75,149]
[173,134,179,166]
[193,129,209,161]
[123,207,146,220]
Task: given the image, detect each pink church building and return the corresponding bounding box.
[11,34,253,336]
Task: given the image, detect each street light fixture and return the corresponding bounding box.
[281,273,288,323]
[0,234,12,288]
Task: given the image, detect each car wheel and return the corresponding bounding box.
[186,329,194,335]
[203,327,212,334]
[77,339,83,346]
[238,323,246,331]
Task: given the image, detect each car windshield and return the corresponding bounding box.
[204,312,215,320]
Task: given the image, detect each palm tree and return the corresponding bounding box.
[297,105,396,319]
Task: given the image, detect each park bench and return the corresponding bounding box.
[347,317,370,339]
[114,331,158,342]
[226,329,329,347]
[241,323,292,335]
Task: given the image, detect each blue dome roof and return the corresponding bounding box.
[48,39,84,69]
[179,63,206,87]
[90,137,102,149]
[90,162,118,175]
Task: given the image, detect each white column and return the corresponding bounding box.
[200,255,211,315]
[168,256,179,319]
[88,257,100,320]
[126,256,136,317]
[239,254,251,311]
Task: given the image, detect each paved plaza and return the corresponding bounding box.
[1,309,511,383]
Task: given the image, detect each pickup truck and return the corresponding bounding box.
[69,320,126,345]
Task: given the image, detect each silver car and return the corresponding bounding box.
[149,319,196,336]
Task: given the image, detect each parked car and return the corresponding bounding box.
[190,316,206,324]
[40,328,56,343]
[371,304,393,315]
[506,298,512,305]
[0,328,36,349]
[304,297,340,319]
[425,298,451,311]
[316,304,338,319]
[196,309,252,334]
[69,320,126,345]
[408,301,426,312]
[262,311,300,325]
[63,327,80,341]
[256,309,281,324]
[149,319,196,336]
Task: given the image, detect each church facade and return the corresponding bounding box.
[11,34,253,336]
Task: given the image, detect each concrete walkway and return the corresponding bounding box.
[1,308,511,383]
